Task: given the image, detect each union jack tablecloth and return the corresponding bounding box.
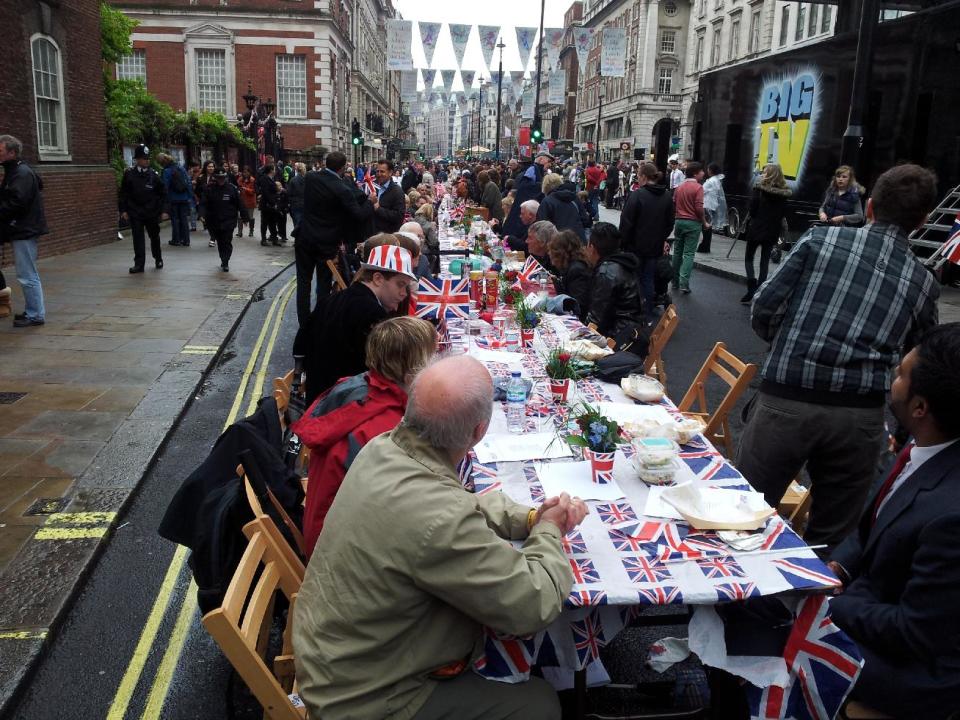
[461,318,841,684]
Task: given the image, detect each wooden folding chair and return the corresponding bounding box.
[273,370,295,426]
[778,479,813,536]
[676,342,757,457]
[202,518,306,720]
[238,459,307,560]
[326,259,347,291]
[643,304,679,385]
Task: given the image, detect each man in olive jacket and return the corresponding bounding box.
[294,355,586,720]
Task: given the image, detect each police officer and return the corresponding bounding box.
[120,144,166,273]
[204,169,241,272]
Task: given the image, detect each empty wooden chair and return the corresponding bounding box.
[677,342,757,457]
[202,518,306,720]
[778,479,813,536]
[273,370,295,424]
[643,304,679,385]
[326,259,347,291]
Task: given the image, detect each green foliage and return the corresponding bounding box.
[565,402,622,453]
[100,3,138,66]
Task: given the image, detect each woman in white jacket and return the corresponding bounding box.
[700,162,728,253]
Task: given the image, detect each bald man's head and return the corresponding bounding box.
[404,356,493,454]
[398,221,425,240]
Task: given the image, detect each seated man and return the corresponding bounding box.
[584,222,644,337]
[294,355,587,720]
[293,244,416,405]
[525,220,559,276]
[398,221,431,279]
[504,199,540,253]
[829,323,960,718]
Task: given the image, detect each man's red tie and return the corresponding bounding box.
[871,441,915,523]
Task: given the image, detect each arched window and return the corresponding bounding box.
[30,35,69,157]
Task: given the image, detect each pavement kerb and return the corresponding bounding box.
[0,259,296,716]
[692,257,750,284]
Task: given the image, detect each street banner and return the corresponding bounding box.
[457,94,469,108]
[422,68,437,92]
[572,27,595,72]
[449,24,472,69]
[461,70,476,96]
[441,69,457,96]
[387,19,413,70]
[544,28,565,70]
[521,86,535,119]
[601,27,626,77]
[515,27,538,70]
[490,71,502,91]
[548,69,566,105]
[400,70,418,101]
[512,73,525,103]
[478,25,501,69]
[419,21,442,67]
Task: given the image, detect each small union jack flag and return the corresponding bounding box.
[474,630,539,682]
[759,517,809,552]
[566,588,608,607]
[529,483,545,504]
[414,277,471,320]
[656,531,727,563]
[596,502,638,525]
[746,595,863,720]
[939,215,960,266]
[697,556,747,579]
[715,582,760,602]
[571,615,606,666]
[517,255,546,284]
[623,556,671,583]
[772,556,842,591]
[569,557,601,584]
[638,585,683,605]
[611,521,683,553]
[561,530,589,555]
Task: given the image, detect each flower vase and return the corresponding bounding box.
[583,447,616,484]
[548,378,572,403]
[520,328,535,347]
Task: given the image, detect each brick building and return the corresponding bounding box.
[0,0,117,260]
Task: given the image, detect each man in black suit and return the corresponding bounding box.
[829,322,960,719]
[295,151,374,326]
[369,160,406,234]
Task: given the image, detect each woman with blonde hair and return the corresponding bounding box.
[818,165,864,227]
[293,316,438,555]
[742,163,792,303]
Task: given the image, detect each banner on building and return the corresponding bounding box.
[544,28,565,70]
[548,69,566,105]
[419,21,442,67]
[601,27,626,77]
[511,73,526,103]
[441,69,457,96]
[422,68,437,92]
[515,27,538,70]
[460,70,476,97]
[400,70,418,101]
[387,19,413,70]
[478,25,501,69]
[521,86,535,119]
[449,23,473,68]
[572,27,595,72]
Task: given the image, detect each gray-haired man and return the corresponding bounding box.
[294,355,587,720]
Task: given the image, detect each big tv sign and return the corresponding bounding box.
[753,69,820,185]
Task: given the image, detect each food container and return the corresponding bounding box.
[675,416,707,444]
[621,374,666,403]
[632,437,680,466]
[636,458,680,486]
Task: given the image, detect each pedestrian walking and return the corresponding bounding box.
[120,144,166,274]
[187,163,200,231]
[195,160,216,246]
[256,164,282,246]
[584,160,604,220]
[700,162,727,254]
[671,161,705,294]
[204,170,241,272]
[0,134,47,327]
[668,157,684,190]
[237,166,257,237]
[741,163,792,303]
[159,153,192,247]
[287,162,307,231]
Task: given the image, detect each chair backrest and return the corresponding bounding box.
[643,305,679,382]
[677,342,756,456]
[201,519,306,720]
[326,259,348,291]
[240,464,307,562]
[273,370,295,420]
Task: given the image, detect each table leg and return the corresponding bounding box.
[574,667,587,720]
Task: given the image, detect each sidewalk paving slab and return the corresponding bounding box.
[0,216,295,713]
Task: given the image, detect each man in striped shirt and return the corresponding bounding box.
[736,164,940,552]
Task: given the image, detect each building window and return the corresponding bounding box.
[30,35,68,156]
[117,49,146,82]
[697,0,705,17]
[664,1,678,16]
[711,25,722,65]
[749,9,761,53]
[276,54,307,118]
[661,29,676,54]
[821,5,832,33]
[779,6,790,45]
[808,4,819,35]
[796,4,806,41]
[196,49,227,114]
[695,34,704,70]
[658,67,673,94]
[729,18,740,59]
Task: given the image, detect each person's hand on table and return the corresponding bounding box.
[830,215,844,224]
[826,561,849,594]
[536,493,588,535]
[818,211,828,222]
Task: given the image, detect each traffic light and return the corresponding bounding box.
[531,116,543,144]
[351,118,363,146]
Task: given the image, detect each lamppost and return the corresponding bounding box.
[495,39,506,161]
[237,82,282,169]
[475,80,487,159]
[596,84,605,163]
[532,0,546,129]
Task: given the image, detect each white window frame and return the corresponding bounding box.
[711,25,723,66]
[657,67,673,94]
[749,9,762,53]
[30,34,70,160]
[780,6,790,46]
[195,49,228,114]
[796,3,806,41]
[184,24,236,117]
[729,18,741,60]
[660,29,676,54]
[808,4,819,36]
[695,33,704,70]
[821,5,833,33]
[116,48,147,82]
[275,54,307,119]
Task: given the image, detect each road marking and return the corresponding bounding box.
[45,512,117,526]
[0,631,48,640]
[180,345,219,355]
[224,293,250,300]
[106,276,295,720]
[35,527,108,540]
[34,512,118,540]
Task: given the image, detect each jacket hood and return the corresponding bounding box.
[599,252,639,272]
[756,182,793,198]
[642,183,668,196]
[551,188,578,202]
[292,371,406,452]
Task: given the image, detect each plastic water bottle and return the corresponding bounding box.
[506,371,527,434]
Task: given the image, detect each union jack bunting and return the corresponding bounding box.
[473,630,540,682]
[681,450,741,482]
[566,588,608,607]
[715,582,760,601]
[571,615,607,666]
[697,556,747,579]
[637,585,683,605]
[414,277,471,320]
[622,556,671,583]
[595,502,638,525]
[656,530,728,563]
[745,596,863,720]
[759,518,809,552]
[576,378,612,404]
[610,520,684,553]
[570,557,601,584]
[561,530,589,555]
[772,556,842,591]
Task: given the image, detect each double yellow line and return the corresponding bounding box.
[107,276,296,720]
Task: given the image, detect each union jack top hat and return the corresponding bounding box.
[361,244,417,280]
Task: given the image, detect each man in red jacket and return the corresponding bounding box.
[671,161,705,294]
[585,159,605,221]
